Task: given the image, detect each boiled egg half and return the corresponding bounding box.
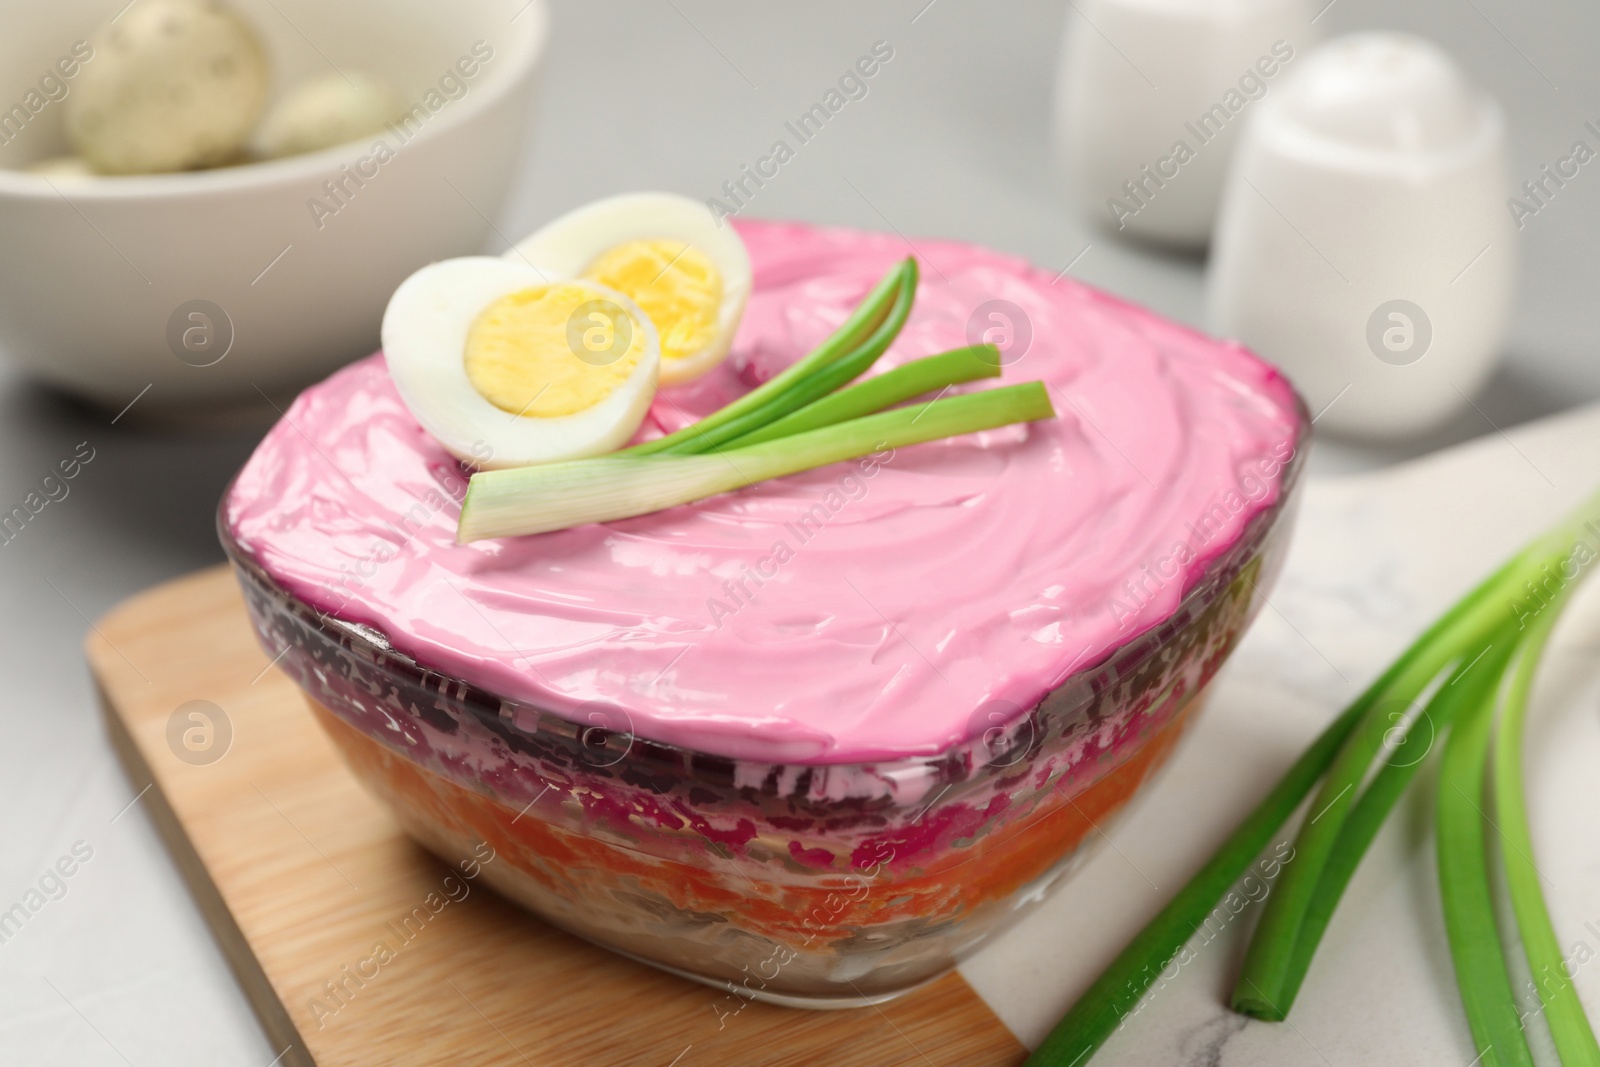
[506,192,751,385]
[381,257,660,470]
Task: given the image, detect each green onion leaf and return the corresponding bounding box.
[651,265,918,454]
[624,257,917,457]
[722,344,1003,449]
[1437,658,1537,1067]
[1030,486,1600,1066]
[1269,633,1519,1014]
[1231,544,1553,1019]
[1233,490,1600,1020]
[1022,699,1368,1067]
[458,381,1053,542]
[1495,588,1600,1067]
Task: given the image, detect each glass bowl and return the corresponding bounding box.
[218,437,1305,1008]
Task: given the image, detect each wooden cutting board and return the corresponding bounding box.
[87,566,1026,1067]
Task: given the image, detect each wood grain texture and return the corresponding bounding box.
[87,565,1027,1067]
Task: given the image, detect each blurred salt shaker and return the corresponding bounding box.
[1053,0,1319,248]
[1207,34,1515,439]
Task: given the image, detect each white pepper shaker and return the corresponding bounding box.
[1053,0,1320,248]
[1207,33,1516,439]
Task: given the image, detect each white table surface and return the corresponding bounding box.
[1,1,1597,1063]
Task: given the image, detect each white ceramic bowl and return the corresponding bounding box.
[0,0,549,415]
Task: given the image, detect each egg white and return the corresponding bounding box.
[381,257,660,470]
[505,192,751,385]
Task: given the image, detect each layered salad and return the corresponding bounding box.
[223,194,1305,1003]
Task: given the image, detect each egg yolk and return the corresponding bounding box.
[582,239,722,366]
[464,282,644,417]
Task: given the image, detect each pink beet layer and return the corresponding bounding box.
[225,218,1301,766]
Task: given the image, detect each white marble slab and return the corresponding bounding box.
[961,403,1600,1065]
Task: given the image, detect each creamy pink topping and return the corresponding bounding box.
[226,219,1301,764]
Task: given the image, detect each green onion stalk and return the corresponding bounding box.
[458,383,1055,542]
[722,344,1002,448]
[1025,487,1600,1067]
[1023,700,1368,1067]
[1268,632,1518,1015]
[1230,561,1538,1020]
[1232,488,1600,1021]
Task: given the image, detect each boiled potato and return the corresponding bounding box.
[65,0,268,175]
[254,72,404,159]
